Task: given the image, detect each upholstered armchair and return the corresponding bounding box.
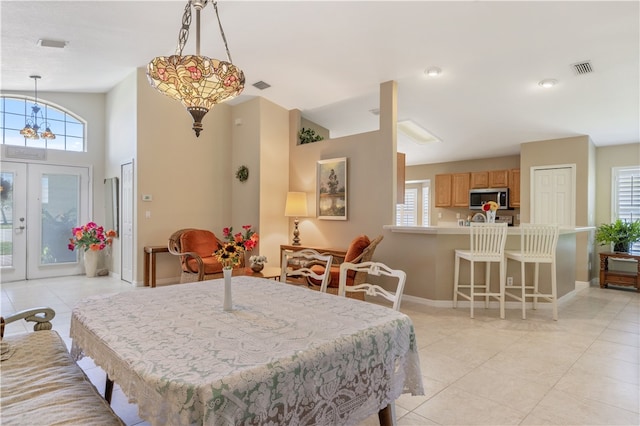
[168,228,229,283]
[309,234,384,298]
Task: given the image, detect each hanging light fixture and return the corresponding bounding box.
[147,0,245,137]
[20,75,56,140]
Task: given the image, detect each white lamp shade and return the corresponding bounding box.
[285,192,308,217]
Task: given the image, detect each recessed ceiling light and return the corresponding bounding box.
[538,79,558,88]
[424,67,442,77]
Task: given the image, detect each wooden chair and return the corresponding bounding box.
[505,224,559,320]
[338,262,407,311]
[453,223,508,319]
[308,235,384,299]
[168,228,229,283]
[280,249,333,291]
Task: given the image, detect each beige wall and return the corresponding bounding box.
[231,97,290,268]
[132,68,233,284]
[286,81,396,250]
[520,135,595,282]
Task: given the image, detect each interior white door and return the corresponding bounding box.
[0,162,28,282]
[120,162,134,283]
[532,166,575,226]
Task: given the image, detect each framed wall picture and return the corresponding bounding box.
[317,157,347,220]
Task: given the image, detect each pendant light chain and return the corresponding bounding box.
[175,2,192,56]
[212,0,233,64]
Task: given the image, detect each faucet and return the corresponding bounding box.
[471,212,486,223]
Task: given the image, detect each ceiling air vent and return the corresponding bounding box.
[252,81,271,90]
[572,61,593,75]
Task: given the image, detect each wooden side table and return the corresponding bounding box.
[599,252,640,292]
[144,245,169,288]
[280,244,347,266]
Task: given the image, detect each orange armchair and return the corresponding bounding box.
[168,228,228,283]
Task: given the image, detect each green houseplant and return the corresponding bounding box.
[594,219,640,253]
[298,127,324,144]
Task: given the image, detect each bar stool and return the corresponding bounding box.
[505,224,559,320]
[453,222,508,319]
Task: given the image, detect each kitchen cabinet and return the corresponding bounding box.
[471,169,509,188]
[435,174,452,207]
[509,169,520,208]
[397,152,405,204]
[470,172,489,189]
[452,173,470,207]
[489,170,509,187]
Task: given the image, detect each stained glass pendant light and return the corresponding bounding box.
[20,75,56,140]
[147,0,245,137]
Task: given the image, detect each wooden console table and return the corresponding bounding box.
[144,245,169,287]
[280,244,347,266]
[599,252,640,292]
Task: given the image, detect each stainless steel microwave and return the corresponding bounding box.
[469,188,510,210]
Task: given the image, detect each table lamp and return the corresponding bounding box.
[285,192,308,246]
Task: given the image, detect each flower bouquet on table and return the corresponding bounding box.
[214,241,245,269]
[482,201,499,223]
[68,222,116,252]
[222,224,259,251]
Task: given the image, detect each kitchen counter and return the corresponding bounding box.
[380,225,593,303]
[384,225,594,235]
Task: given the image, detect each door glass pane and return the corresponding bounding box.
[0,171,14,267]
[40,173,78,264]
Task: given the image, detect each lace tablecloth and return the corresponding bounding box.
[70,276,423,425]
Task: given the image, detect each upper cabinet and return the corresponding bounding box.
[509,169,520,208]
[471,170,509,188]
[435,174,452,207]
[452,173,470,207]
[470,172,489,189]
[397,153,405,204]
[489,170,509,188]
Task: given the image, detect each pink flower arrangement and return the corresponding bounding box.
[68,222,116,252]
[222,225,259,251]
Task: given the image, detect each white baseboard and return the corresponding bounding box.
[403,281,588,310]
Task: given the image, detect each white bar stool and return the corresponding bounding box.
[505,224,559,320]
[453,222,508,319]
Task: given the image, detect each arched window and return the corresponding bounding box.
[0,96,86,152]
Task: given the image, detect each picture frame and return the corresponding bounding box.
[317,157,347,220]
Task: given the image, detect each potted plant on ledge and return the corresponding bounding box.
[595,219,640,253]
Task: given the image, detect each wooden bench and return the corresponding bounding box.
[0,307,123,425]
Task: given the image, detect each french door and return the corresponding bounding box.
[0,161,90,282]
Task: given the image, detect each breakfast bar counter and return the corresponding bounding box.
[381,225,593,302]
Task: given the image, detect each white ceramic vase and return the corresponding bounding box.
[223,268,233,311]
[84,250,99,277]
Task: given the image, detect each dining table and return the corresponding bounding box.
[70,276,424,425]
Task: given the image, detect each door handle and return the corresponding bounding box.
[16,226,25,230]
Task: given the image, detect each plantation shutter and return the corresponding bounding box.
[396,188,418,226]
[614,167,640,252]
[422,185,430,226]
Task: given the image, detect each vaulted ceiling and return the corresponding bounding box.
[1,1,638,165]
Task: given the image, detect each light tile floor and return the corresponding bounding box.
[2,276,639,425]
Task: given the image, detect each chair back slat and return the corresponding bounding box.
[338,261,406,310]
[520,224,559,259]
[281,249,333,291]
[469,223,508,258]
